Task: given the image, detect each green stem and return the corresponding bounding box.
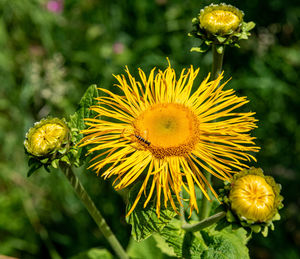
[199,173,211,220]
[182,211,226,232]
[179,191,187,224]
[60,164,128,259]
[199,44,225,220]
[211,44,224,80]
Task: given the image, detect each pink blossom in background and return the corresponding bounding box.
[46,0,64,13]
[113,42,125,54]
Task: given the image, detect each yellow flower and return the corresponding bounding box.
[230,175,275,222]
[199,4,243,35]
[25,118,70,157]
[80,61,259,217]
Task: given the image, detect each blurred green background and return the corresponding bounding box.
[0,0,299,258]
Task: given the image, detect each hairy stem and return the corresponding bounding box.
[199,44,225,220]
[182,211,226,232]
[199,173,211,220]
[211,44,224,80]
[179,191,187,224]
[60,164,128,259]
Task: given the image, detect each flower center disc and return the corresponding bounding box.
[134,103,200,158]
[230,175,275,222]
[202,10,240,34]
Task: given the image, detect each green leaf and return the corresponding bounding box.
[69,84,99,142]
[201,224,250,259]
[158,218,207,258]
[126,182,177,242]
[71,248,113,259]
[158,217,250,259]
[127,236,174,259]
[68,85,99,166]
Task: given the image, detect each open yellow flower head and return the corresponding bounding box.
[80,61,259,217]
[220,167,283,236]
[25,118,70,157]
[189,3,255,52]
[199,4,243,35]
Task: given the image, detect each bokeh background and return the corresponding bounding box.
[0,0,299,258]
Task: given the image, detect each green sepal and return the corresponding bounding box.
[216,36,226,43]
[40,158,49,164]
[51,159,59,169]
[226,210,236,223]
[250,225,261,233]
[126,182,177,242]
[261,227,268,237]
[216,45,224,54]
[27,162,42,177]
[243,21,255,31]
[190,45,208,53]
[191,17,198,25]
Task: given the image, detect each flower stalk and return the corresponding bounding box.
[199,43,225,220]
[182,211,226,232]
[60,164,128,259]
[211,44,225,80]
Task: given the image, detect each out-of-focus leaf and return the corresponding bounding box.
[152,233,177,257]
[126,183,177,242]
[71,248,113,259]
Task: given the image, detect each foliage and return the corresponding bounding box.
[126,182,177,242]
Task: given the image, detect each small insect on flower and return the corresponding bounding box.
[80,60,259,217]
[134,134,151,146]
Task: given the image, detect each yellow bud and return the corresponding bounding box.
[229,175,275,222]
[199,4,243,35]
[25,118,70,157]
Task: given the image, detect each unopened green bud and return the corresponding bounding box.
[219,167,283,236]
[189,3,255,52]
[25,118,70,158]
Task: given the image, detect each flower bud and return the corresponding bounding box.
[229,174,275,222]
[220,167,283,236]
[199,4,243,36]
[189,3,255,52]
[25,118,70,158]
